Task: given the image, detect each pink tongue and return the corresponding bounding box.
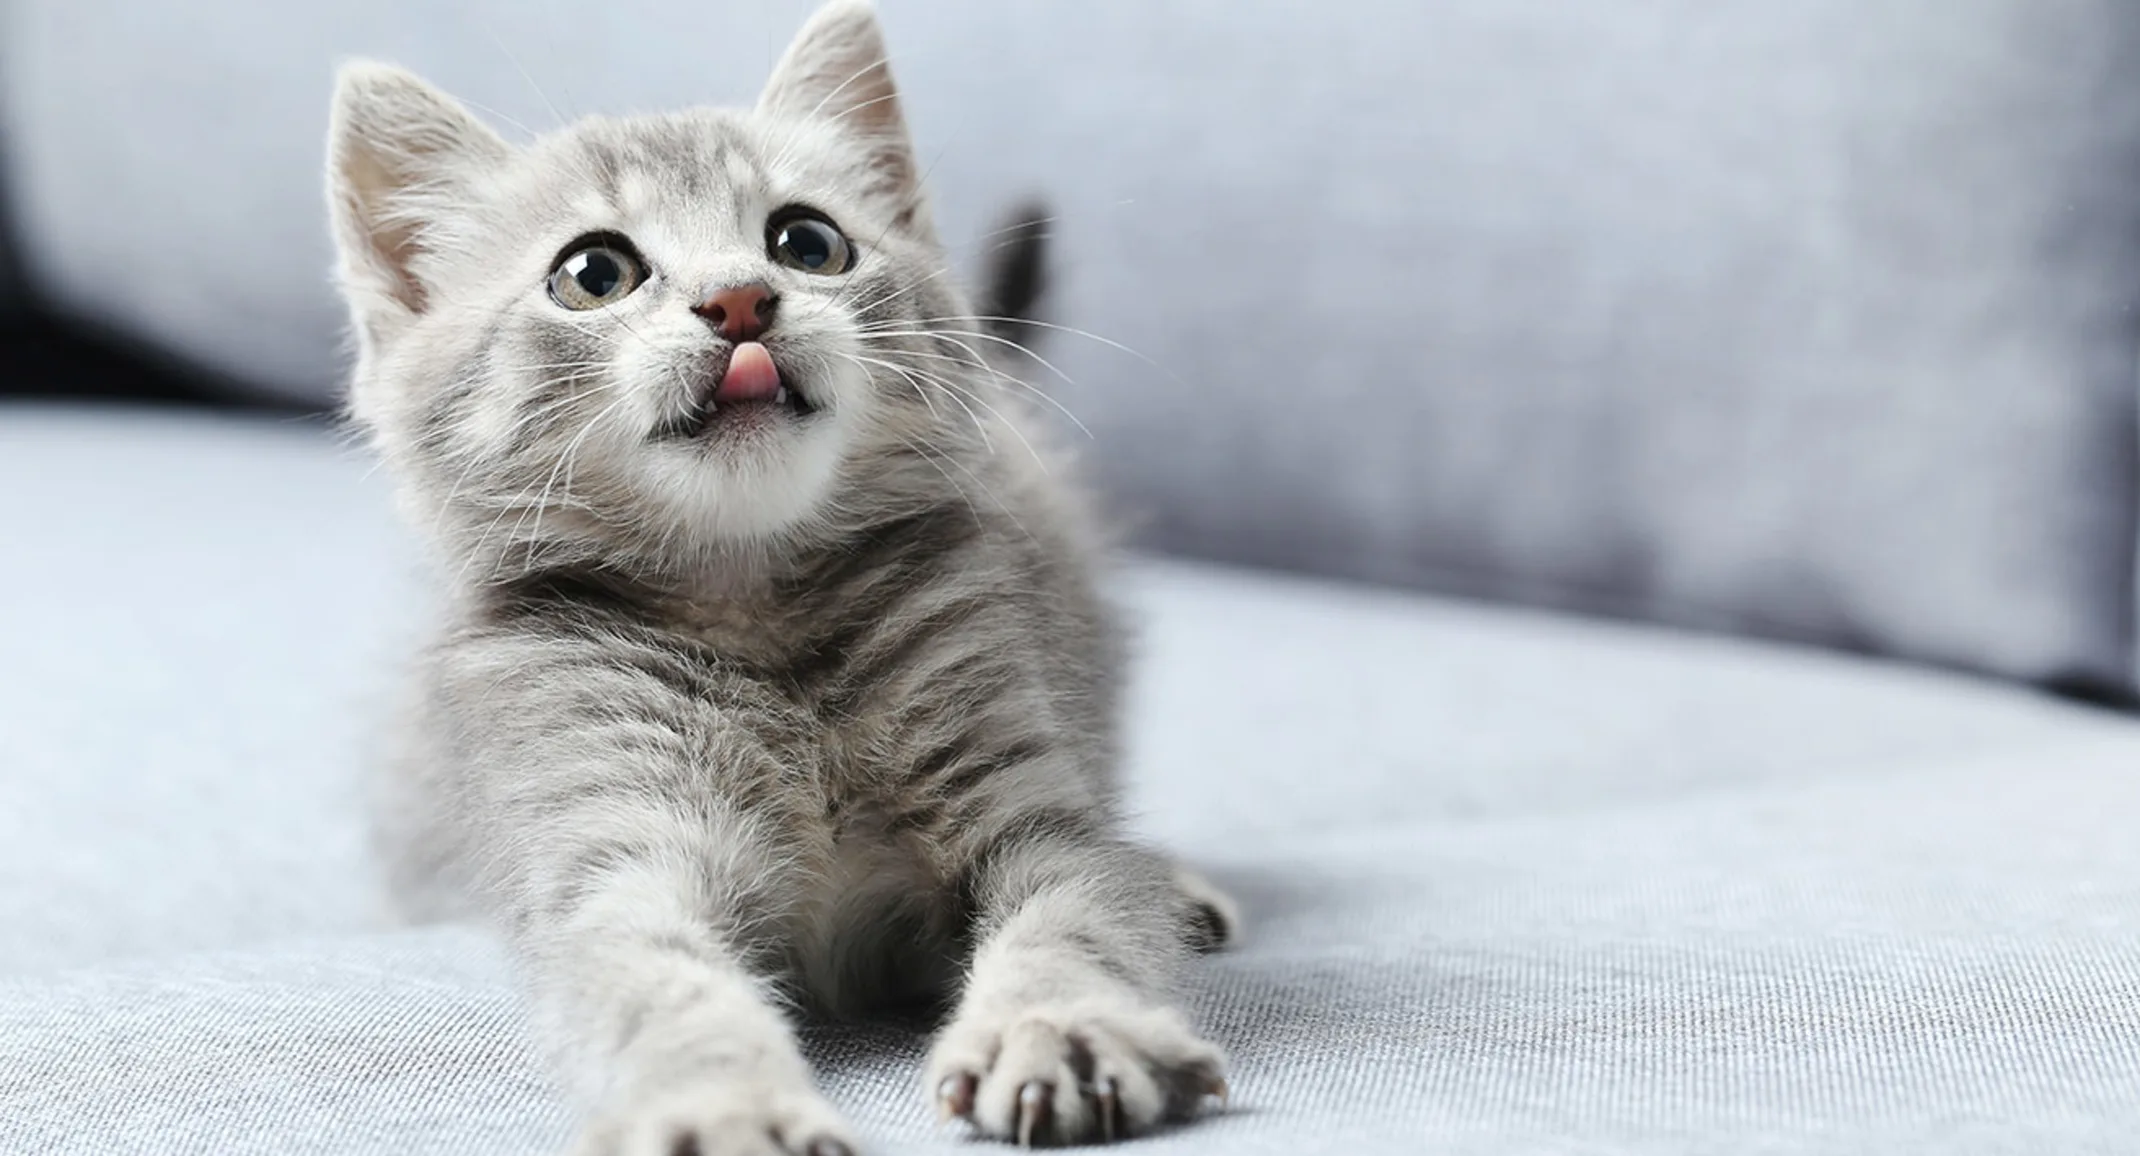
[714,342,782,403]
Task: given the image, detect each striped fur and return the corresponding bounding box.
[328,3,1229,1152]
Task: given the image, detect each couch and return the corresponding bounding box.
[4,2,2138,1153]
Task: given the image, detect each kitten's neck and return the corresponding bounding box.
[468,494,987,657]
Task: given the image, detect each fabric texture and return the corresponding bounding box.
[0,409,419,973]
[4,2,2139,690]
[4,408,2140,1153]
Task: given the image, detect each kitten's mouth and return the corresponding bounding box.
[659,341,817,439]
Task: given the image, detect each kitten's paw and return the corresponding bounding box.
[925,999,1226,1146]
[569,1079,858,1156]
[1173,864,1240,953]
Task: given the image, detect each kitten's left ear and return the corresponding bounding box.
[758,2,931,237]
[327,62,511,343]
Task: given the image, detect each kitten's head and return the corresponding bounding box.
[329,1,991,579]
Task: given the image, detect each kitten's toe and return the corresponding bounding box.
[1015,1079,1053,1147]
[924,998,1226,1145]
[1094,1075,1120,1141]
[1173,863,1240,953]
[569,1079,857,1156]
[935,1071,978,1121]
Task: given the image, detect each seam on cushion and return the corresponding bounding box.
[1145,512,1896,659]
[1150,529,2060,690]
[1193,731,2140,854]
[1181,529,2140,696]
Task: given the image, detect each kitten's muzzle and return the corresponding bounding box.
[655,340,817,440]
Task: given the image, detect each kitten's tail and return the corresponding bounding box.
[973,198,1052,360]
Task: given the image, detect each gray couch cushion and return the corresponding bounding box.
[13,733,2140,1156]
[5,408,2140,1153]
[0,217,16,318]
[5,2,2138,692]
[0,132,19,317]
[0,408,419,973]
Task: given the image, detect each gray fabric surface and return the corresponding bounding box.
[4,2,2137,691]
[4,407,2140,1153]
[0,408,419,973]
[12,741,2140,1156]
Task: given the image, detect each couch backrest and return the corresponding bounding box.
[3,0,2136,693]
[0,133,19,319]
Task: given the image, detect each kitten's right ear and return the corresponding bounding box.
[327,62,509,340]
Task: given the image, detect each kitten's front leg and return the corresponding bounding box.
[490,753,852,1156]
[926,829,1227,1145]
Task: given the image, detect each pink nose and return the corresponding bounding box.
[692,282,778,342]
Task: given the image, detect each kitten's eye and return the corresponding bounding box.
[768,210,854,275]
[547,235,648,310]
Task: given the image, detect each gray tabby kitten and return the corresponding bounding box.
[325,3,1234,1152]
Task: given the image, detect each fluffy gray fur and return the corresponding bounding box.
[325,3,1233,1152]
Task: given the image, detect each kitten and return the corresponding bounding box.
[325,3,1234,1152]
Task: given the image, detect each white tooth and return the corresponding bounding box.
[774,387,790,406]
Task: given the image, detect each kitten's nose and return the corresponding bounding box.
[692,282,778,343]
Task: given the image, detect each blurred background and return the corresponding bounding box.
[5,0,2138,701]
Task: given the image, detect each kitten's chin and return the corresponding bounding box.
[638,422,848,548]
[630,354,867,551]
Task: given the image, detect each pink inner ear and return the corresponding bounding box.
[715,342,783,403]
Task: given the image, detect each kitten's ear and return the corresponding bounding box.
[758,2,930,235]
[327,62,510,339]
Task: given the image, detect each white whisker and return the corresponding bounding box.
[858,341,1091,439]
[896,314,1175,379]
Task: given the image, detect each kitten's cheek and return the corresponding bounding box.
[812,356,873,417]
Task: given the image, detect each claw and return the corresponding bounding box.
[1207,1076,1230,1110]
[1097,1076,1119,1142]
[938,1073,977,1122]
[1017,1081,1050,1148]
